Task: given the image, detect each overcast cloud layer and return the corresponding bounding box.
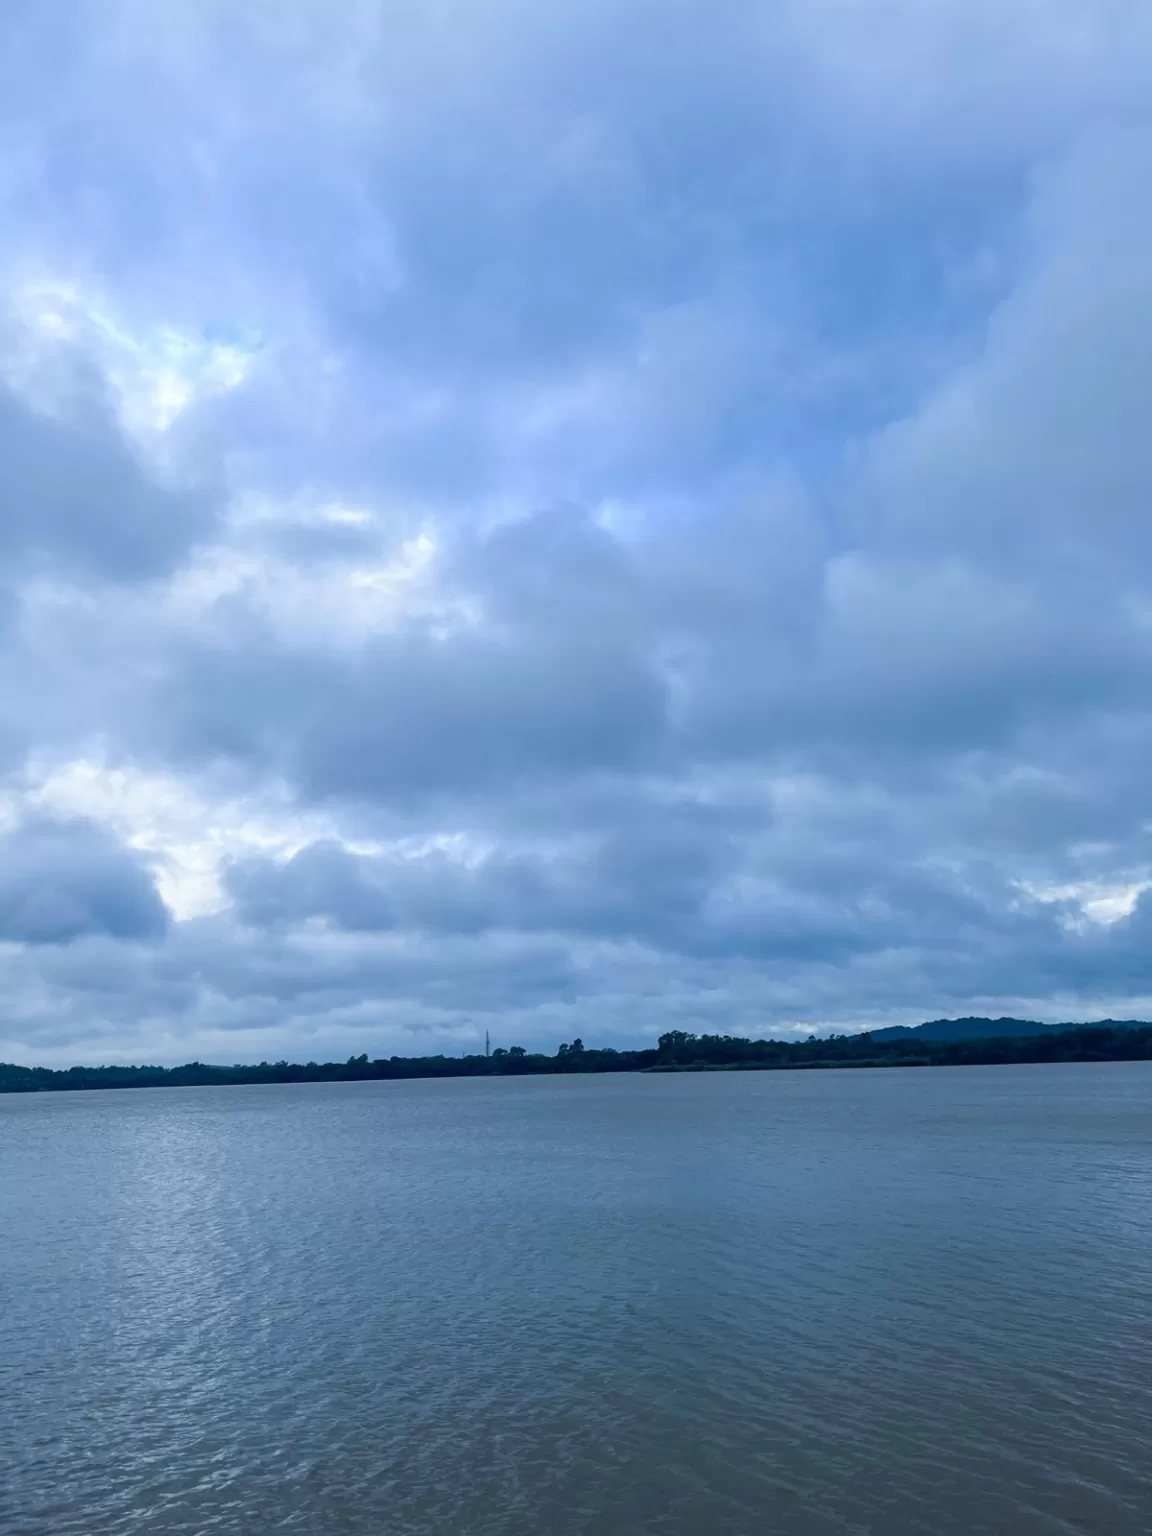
[3,1,1152,1065]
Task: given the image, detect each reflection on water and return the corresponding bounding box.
[3,1064,1152,1534]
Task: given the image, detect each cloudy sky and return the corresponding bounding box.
[2,1,1152,1065]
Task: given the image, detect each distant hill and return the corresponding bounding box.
[869,1016,1152,1043]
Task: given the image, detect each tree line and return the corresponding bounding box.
[3,1022,1152,1092]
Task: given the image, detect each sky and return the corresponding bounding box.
[3,1,1152,1065]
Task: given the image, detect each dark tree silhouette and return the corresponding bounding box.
[4,1020,1152,1093]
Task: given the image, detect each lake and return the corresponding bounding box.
[3,1063,1152,1534]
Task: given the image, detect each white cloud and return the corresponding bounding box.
[13,756,335,920]
[7,275,259,435]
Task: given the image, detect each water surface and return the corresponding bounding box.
[3,1064,1152,1534]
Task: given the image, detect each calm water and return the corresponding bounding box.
[3,1065,1152,1535]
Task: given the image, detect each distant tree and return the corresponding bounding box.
[657,1030,697,1060]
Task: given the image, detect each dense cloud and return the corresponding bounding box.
[0,384,214,580]
[0,819,168,946]
[1,1,1152,1064]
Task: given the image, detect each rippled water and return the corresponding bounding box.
[3,1065,1152,1534]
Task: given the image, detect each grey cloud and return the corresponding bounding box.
[0,818,169,945]
[161,625,668,800]
[227,841,399,933]
[143,506,668,800]
[226,816,728,948]
[0,383,215,580]
[298,632,667,801]
[867,129,1152,567]
[129,111,1152,803]
[3,4,1152,1063]
[224,815,1071,984]
[11,0,1131,516]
